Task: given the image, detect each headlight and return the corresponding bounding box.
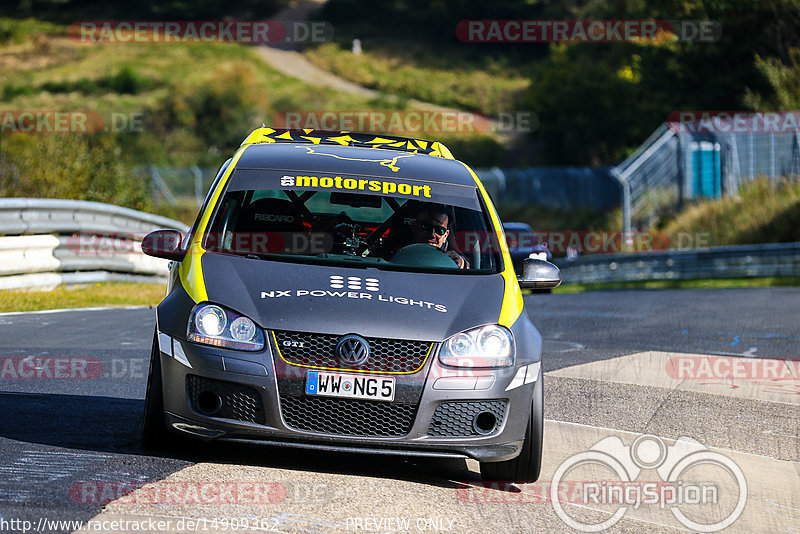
[196,305,226,336]
[438,325,515,368]
[187,304,265,351]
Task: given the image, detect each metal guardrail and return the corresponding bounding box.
[0,198,189,235]
[0,198,189,290]
[555,242,800,284]
[5,199,796,289]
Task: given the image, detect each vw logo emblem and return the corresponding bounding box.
[336,334,370,366]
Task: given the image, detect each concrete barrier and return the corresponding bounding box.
[0,199,189,290]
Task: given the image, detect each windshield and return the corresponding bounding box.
[204,173,502,274]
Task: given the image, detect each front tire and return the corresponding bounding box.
[480,366,543,482]
[141,330,169,449]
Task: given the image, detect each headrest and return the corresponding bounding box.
[241,198,305,231]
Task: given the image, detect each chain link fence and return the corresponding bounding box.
[474,166,619,211]
[137,166,219,208]
[143,123,800,233]
[146,163,622,213]
[614,122,800,231]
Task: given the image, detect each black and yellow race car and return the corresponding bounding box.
[141,128,561,481]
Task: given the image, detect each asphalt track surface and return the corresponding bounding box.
[0,288,797,533]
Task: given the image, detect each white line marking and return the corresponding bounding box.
[763,499,800,521]
[651,346,774,357]
[545,418,799,463]
[542,340,584,353]
[547,350,800,405]
[0,450,118,503]
[761,430,800,440]
[0,306,148,317]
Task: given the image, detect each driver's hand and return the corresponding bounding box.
[446,250,469,269]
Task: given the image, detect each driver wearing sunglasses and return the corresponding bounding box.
[411,205,469,269]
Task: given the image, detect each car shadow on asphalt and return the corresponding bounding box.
[195,440,481,489]
[0,391,143,453]
[0,391,482,489]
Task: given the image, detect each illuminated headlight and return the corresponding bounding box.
[188,304,265,351]
[439,325,515,368]
[196,305,226,336]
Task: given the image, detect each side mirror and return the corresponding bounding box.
[142,229,185,261]
[518,258,561,289]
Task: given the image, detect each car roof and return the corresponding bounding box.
[502,222,533,231]
[235,142,480,188]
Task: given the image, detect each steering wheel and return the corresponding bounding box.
[332,222,368,255]
[390,243,458,268]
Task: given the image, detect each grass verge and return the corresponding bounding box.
[552,277,800,294]
[663,177,800,246]
[0,282,165,313]
[303,42,530,114]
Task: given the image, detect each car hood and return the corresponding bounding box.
[200,253,505,341]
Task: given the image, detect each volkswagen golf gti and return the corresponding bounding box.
[140,128,561,481]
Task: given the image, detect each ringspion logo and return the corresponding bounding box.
[550,435,747,532]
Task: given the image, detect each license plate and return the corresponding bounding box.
[305,371,395,402]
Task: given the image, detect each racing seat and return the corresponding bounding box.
[232,198,307,254]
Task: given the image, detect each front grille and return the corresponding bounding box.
[427,400,508,437]
[280,395,418,437]
[187,375,265,424]
[272,330,433,373]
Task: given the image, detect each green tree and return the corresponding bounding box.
[525,0,800,164]
[0,133,152,210]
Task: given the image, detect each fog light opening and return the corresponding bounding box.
[473,411,497,435]
[196,391,222,415]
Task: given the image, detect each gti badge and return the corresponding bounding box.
[336,334,370,366]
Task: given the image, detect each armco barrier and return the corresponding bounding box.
[555,242,800,284]
[0,199,189,290]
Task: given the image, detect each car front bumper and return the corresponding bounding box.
[156,331,539,463]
